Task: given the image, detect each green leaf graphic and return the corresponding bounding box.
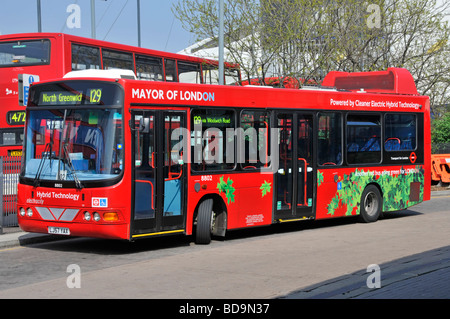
[217,176,225,193]
[260,181,272,197]
[217,176,236,205]
[317,171,324,186]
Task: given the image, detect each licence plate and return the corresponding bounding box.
[8,150,22,157]
[48,226,70,236]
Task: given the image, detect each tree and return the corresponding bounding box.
[172,0,450,114]
[432,112,450,145]
[172,0,272,83]
[260,0,340,82]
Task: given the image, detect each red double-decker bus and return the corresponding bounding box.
[0,32,241,157]
[17,68,430,244]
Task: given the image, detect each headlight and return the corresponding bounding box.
[26,208,33,217]
[84,212,91,221]
[93,212,101,222]
[20,207,26,217]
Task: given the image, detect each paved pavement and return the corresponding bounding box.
[279,245,450,299]
[281,190,450,299]
[1,190,449,299]
[0,230,68,249]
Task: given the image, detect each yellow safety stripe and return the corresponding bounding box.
[132,229,184,239]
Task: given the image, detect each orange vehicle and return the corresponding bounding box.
[431,154,450,184]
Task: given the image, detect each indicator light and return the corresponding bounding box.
[103,212,119,222]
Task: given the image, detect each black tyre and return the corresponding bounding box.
[359,185,382,223]
[195,199,214,244]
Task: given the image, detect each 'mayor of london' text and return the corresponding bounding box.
[132,88,215,102]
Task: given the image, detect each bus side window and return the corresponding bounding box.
[191,109,236,171]
[72,44,101,70]
[385,114,416,151]
[165,59,177,82]
[178,62,201,84]
[203,64,219,85]
[346,114,381,164]
[318,113,342,166]
[102,49,134,71]
[135,54,163,81]
[240,110,271,169]
[225,68,241,85]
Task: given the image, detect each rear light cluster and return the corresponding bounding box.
[19,207,33,217]
[83,211,119,222]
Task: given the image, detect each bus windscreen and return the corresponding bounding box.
[0,39,50,67]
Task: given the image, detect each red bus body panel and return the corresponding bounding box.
[0,34,65,156]
[17,182,131,240]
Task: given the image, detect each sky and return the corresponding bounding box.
[0,1,448,55]
[0,0,195,53]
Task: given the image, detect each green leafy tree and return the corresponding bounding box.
[173,0,450,113]
[432,112,450,145]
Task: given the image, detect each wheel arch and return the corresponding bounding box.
[359,183,383,223]
[194,194,228,237]
[368,182,384,208]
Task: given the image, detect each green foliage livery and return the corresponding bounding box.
[327,166,424,216]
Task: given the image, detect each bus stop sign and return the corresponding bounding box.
[18,74,40,106]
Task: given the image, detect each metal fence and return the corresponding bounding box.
[0,156,21,234]
[432,143,450,154]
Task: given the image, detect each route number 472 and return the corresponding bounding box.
[7,111,26,125]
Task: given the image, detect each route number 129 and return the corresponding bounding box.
[89,89,102,104]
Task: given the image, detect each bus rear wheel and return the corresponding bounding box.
[195,199,214,244]
[359,185,382,223]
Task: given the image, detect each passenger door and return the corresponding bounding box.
[274,112,314,221]
[131,110,186,238]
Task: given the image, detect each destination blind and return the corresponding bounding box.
[38,88,103,106]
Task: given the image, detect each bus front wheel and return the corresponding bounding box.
[359,185,382,223]
[195,199,214,244]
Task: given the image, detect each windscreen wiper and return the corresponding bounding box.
[54,109,83,189]
[62,142,83,189]
[57,110,67,179]
[33,142,52,187]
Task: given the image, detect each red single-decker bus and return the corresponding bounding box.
[17,67,430,244]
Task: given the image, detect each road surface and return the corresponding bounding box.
[0,192,449,300]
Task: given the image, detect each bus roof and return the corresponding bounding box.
[0,32,240,69]
[322,68,418,95]
[29,67,428,113]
